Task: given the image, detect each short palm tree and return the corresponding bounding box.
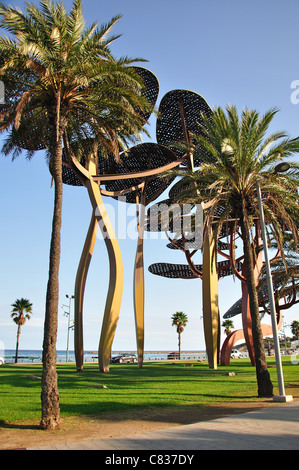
[222,319,234,336]
[170,105,299,397]
[291,320,299,339]
[171,311,188,359]
[11,298,33,363]
[0,0,152,429]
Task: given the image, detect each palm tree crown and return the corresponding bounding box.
[222,319,234,336]
[171,311,188,330]
[176,106,299,252]
[11,298,33,323]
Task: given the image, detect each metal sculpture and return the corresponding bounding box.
[147,89,224,369]
[99,142,183,367]
[61,151,125,372]
[147,223,243,368]
[11,64,290,372]
[59,67,164,372]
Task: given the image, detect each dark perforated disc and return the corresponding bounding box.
[148,260,242,280]
[148,262,201,279]
[103,142,178,204]
[156,89,212,166]
[223,280,283,318]
[132,67,159,122]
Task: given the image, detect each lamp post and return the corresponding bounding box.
[65,294,74,362]
[256,163,293,402]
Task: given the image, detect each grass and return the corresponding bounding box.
[0,357,298,425]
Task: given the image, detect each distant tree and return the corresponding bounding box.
[11,298,33,363]
[291,320,299,339]
[222,319,234,336]
[171,311,188,359]
[264,337,273,357]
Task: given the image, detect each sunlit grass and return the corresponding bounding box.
[0,357,298,424]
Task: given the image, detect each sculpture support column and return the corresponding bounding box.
[202,228,219,369]
[74,212,98,371]
[241,222,263,365]
[82,159,124,373]
[134,189,146,368]
[93,184,123,373]
[241,276,255,365]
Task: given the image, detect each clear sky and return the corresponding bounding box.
[0,0,298,354]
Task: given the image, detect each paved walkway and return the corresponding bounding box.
[28,401,299,450]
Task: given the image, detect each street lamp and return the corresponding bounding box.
[256,163,293,402]
[65,294,74,362]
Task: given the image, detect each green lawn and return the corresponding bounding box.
[0,358,298,424]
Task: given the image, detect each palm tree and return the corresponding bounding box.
[170,105,299,397]
[291,321,299,340]
[222,319,234,336]
[171,311,188,359]
[11,298,33,363]
[0,0,152,429]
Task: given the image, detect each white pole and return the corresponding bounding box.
[256,182,292,401]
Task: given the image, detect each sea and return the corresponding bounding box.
[2,349,207,363]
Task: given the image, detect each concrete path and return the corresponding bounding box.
[28,401,299,451]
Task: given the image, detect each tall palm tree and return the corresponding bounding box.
[0,0,152,429]
[11,298,33,363]
[171,311,188,359]
[169,105,299,397]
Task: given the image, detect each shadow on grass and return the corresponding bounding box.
[58,398,278,426]
[0,420,39,430]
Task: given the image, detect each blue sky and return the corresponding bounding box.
[0,0,298,354]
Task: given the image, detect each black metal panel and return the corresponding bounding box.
[148,260,242,280]
[132,67,159,122]
[156,89,212,166]
[104,142,177,204]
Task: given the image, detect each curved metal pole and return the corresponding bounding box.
[74,211,98,372]
[241,220,263,365]
[69,152,124,373]
[221,314,283,366]
[134,188,146,368]
[85,178,124,373]
[91,155,187,182]
[202,227,219,369]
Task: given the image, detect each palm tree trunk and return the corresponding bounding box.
[178,330,181,360]
[15,324,21,363]
[40,110,65,429]
[239,201,273,397]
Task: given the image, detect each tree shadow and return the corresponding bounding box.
[0,420,40,431]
